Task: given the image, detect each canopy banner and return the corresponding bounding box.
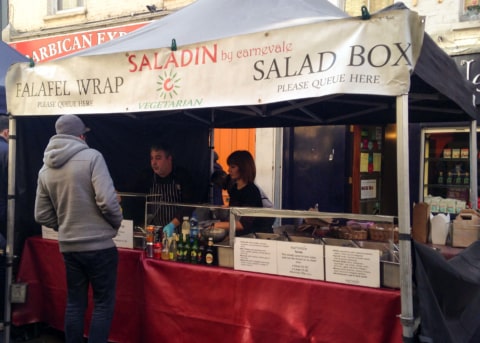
[6,9,424,116]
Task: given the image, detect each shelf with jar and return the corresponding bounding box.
[427,171,471,188]
[420,127,479,205]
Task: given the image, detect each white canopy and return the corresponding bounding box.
[74,0,350,55]
[6,5,423,118]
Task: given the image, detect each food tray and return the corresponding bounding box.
[287,235,323,244]
[322,237,358,248]
[368,226,398,243]
[246,233,281,240]
[355,240,399,263]
[330,226,368,240]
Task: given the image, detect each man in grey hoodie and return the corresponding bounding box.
[34,115,123,343]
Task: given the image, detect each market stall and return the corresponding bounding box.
[4,1,479,341]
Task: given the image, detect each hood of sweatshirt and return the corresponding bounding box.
[43,134,88,169]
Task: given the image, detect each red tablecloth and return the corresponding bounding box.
[13,237,144,343]
[13,236,402,343]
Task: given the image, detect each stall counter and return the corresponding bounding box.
[12,236,402,343]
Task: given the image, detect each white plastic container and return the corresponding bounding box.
[430,213,450,245]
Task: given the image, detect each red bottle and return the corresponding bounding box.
[154,242,162,259]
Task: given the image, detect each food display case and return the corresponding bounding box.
[132,198,399,288]
[419,127,479,210]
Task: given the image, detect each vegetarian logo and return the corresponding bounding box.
[157,70,180,99]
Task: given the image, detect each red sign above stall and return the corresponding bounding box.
[8,22,148,63]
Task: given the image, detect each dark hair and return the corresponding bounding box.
[227,150,256,183]
[150,141,173,158]
[211,170,227,188]
[0,116,8,131]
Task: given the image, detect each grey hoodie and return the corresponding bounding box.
[35,134,123,253]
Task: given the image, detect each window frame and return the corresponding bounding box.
[461,0,480,21]
[49,0,85,15]
[342,0,394,17]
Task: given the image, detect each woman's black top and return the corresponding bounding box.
[228,182,274,235]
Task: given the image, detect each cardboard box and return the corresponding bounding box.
[443,148,452,158]
[412,202,430,243]
[452,209,480,247]
[452,149,461,159]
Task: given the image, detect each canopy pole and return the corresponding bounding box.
[3,115,16,343]
[396,95,415,341]
[469,120,478,209]
[273,127,283,210]
[208,109,215,204]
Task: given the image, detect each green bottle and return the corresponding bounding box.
[197,238,205,264]
[176,233,184,262]
[437,171,444,184]
[190,237,199,264]
[169,233,177,261]
[464,172,470,185]
[184,235,191,263]
[446,172,453,184]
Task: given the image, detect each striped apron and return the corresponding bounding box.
[147,177,182,227]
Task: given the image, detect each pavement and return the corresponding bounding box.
[0,323,65,343]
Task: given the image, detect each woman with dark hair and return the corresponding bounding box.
[213,150,273,235]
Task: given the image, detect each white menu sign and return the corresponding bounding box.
[324,245,380,288]
[41,226,58,240]
[277,241,324,280]
[113,219,134,249]
[234,237,277,275]
[42,219,134,249]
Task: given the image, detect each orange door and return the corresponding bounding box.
[213,128,256,170]
[213,128,256,205]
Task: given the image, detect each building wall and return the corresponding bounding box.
[7,0,480,58]
[340,0,480,55]
[401,0,480,55]
[4,0,192,40]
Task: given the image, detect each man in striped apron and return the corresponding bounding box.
[138,142,195,237]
